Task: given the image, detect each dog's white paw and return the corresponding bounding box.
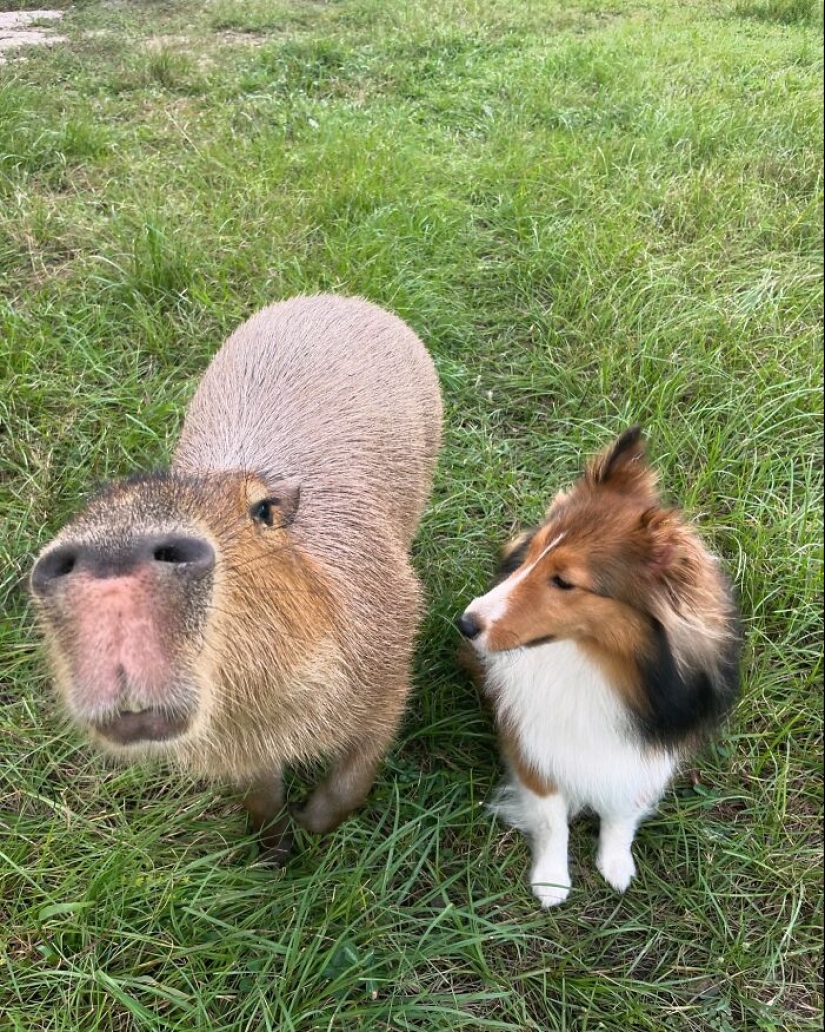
[596,847,636,893]
[530,862,572,908]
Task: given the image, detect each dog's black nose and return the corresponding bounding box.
[456,613,482,640]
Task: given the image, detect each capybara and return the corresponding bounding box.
[31,295,443,859]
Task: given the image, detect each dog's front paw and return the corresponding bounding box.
[596,847,636,893]
[530,861,572,908]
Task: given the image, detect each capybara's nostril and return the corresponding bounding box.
[456,612,483,640]
[31,544,80,596]
[33,536,214,592]
[149,535,214,576]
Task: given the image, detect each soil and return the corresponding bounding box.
[0,9,65,63]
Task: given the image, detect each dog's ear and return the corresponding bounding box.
[544,488,570,520]
[586,427,659,504]
[495,529,536,583]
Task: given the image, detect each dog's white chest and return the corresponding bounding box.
[485,640,676,816]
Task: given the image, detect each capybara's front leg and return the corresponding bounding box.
[293,688,406,835]
[292,743,386,835]
[243,770,292,863]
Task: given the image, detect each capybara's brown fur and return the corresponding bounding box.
[31,295,443,858]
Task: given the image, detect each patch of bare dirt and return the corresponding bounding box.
[0,9,65,63]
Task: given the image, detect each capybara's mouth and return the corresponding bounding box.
[94,708,191,745]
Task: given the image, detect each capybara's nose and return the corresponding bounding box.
[31,543,82,595]
[147,535,215,575]
[31,534,215,595]
[456,612,483,640]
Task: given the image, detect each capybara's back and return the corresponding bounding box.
[31,295,443,859]
[175,295,442,551]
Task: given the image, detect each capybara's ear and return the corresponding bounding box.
[271,479,301,525]
[586,427,659,504]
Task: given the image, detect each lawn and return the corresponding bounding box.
[1,0,822,1029]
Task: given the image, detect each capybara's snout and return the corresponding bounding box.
[31,532,214,596]
[31,507,217,748]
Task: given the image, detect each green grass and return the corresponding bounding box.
[1,0,822,1029]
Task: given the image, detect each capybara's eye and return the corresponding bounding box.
[551,574,574,591]
[249,499,276,527]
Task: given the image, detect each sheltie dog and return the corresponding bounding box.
[457,428,740,907]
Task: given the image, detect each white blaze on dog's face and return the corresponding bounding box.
[458,428,670,656]
[461,524,623,653]
[464,530,572,650]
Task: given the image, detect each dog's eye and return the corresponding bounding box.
[551,574,574,591]
[250,499,277,527]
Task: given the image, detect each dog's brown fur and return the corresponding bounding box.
[469,427,740,748]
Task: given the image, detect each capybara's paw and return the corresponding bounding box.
[290,795,343,836]
[254,818,294,866]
